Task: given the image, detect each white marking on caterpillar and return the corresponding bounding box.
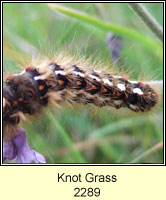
[129,80,139,84]
[55,70,66,75]
[133,88,144,95]
[73,71,85,77]
[89,74,101,81]
[34,75,46,81]
[117,83,126,91]
[103,78,113,86]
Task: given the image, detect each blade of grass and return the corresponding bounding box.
[48,112,86,163]
[58,3,94,46]
[89,117,147,139]
[130,141,163,163]
[48,4,162,56]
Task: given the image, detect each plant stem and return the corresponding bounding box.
[143,80,163,87]
[130,141,163,163]
[128,3,163,42]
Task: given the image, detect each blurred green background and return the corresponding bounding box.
[3,3,163,164]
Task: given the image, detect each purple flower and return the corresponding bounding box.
[107,32,122,64]
[3,127,46,164]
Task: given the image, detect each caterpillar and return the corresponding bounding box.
[3,51,162,164]
[3,56,159,137]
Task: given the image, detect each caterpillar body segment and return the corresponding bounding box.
[3,61,158,130]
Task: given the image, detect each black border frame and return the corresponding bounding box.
[1,0,165,166]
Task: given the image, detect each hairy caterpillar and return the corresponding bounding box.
[3,55,159,138]
[2,2,163,164]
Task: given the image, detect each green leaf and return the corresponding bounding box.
[48,4,162,57]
